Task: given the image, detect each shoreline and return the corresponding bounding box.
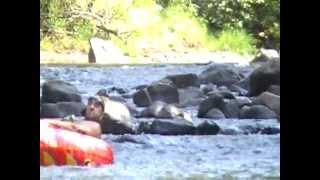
[40,50,254,66]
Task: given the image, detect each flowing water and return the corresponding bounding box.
[40,64,280,179]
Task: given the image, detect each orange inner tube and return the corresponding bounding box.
[40,121,114,166]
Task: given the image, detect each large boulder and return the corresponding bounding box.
[198,94,243,119]
[138,119,195,135]
[88,37,130,64]
[253,92,280,118]
[267,85,280,96]
[40,102,85,118]
[199,64,241,86]
[98,97,136,134]
[248,60,280,96]
[42,80,82,103]
[204,108,225,119]
[197,94,225,118]
[239,105,278,119]
[195,120,221,135]
[165,73,200,88]
[221,99,240,118]
[133,81,179,107]
[178,86,206,107]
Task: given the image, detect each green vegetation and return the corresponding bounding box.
[40,0,279,57]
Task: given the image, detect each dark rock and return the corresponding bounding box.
[195,120,220,135]
[138,119,195,135]
[229,84,248,96]
[200,83,217,95]
[267,85,280,96]
[235,78,250,91]
[178,87,206,107]
[197,94,225,118]
[133,82,179,107]
[108,87,128,94]
[208,90,236,99]
[165,73,200,88]
[42,80,81,103]
[260,127,280,134]
[199,64,241,86]
[253,92,280,118]
[96,89,108,97]
[204,108,225,119]
[248,60,280,96]
[40,102,85,118]
[221,100,240,118]
[240,105,278,119]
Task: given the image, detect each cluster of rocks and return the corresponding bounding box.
[40,50,280,135]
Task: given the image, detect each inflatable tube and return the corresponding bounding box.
[40,121,114,166]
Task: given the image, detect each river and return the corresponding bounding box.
[40,64,280,179]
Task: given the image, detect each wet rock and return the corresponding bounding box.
[267,85,280,96]
[208,90,236,99]
[197,94,225,118]
[240,105,278,119]
[108,87,128,94]
[133,82,179,107]
[234,96,252,107]
[200,83,218,95]
[178,86,206,107]
[229,84,248,96]
[235,78,250,91]
[195,120,220,135]
[42,80,81,103]
[96,88,108,97]
[40,102,85,118]
[199,64,241,86]
[253,92,280,118]
[248,60,280,96]
[260,127,280,134]
[139,101,193,123]
[165,73,200,88]
[204,108,225,119]
[138,119,195,135]
[221,100,240,118]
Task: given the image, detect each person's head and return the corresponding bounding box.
[84,96,106,122]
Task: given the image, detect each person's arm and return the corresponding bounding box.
[41,119,102,138]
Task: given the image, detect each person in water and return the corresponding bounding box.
[41,96,106,138]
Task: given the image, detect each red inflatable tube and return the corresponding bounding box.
[40,121,114,166]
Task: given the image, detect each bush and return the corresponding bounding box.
[192,0,280,49]
[40,0,277,56]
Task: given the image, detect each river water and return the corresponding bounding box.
[40,64,280,179]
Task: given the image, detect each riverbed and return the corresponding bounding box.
[40,64,280,179]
